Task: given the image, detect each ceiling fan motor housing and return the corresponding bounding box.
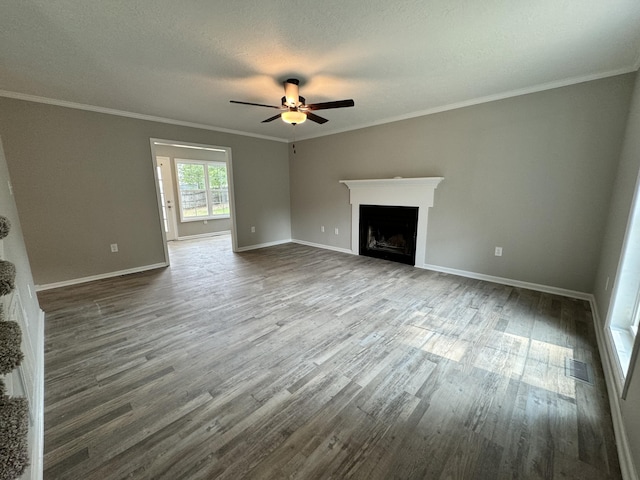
[284,79,301,107]
[281,96,305,108]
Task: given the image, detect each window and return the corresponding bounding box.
[175,159,229,221]
[607,171,640,388]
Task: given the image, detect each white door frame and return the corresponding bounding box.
[155,155,178,241]
[149,138,239,265]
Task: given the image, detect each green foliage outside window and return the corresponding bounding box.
[176,160,229,219]
[177,163,205,190]
[208,165,228,189]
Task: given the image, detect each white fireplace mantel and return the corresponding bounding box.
[339,177,444,267]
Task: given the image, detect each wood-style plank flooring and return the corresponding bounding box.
[39,236,621,479]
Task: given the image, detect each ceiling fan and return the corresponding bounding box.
[230,78,354,125]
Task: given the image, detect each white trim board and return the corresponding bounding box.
[2,65,636,144]
[294,66,638,141]
[35,263,168,291]
[176,230,232,241]
[421,263,591,301]
[588,296,639,480]
[289,239,592,300]
[291,239,353,255]
[31,308,45,480]
[0,90,287,143]
[235,239,292,252]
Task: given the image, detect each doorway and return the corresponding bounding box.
[149,139,238,265]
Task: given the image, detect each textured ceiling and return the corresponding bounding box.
[1,0,640,141]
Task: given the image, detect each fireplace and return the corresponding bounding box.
[339,177,444,267]
[360,205,418,265]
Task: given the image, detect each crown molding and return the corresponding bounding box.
[0,90,289,143]
[294,65,639,142]
[2,62,638,145]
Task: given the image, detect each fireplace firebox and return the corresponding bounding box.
[359,205,418,266]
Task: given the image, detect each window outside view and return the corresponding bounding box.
[176,160,229,220]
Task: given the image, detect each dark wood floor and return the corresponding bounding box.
[39,236,621,479]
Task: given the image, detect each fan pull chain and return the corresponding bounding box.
[292,124,297,154]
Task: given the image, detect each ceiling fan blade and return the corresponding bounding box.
[230,100,282,109]
[305,112,329,124]
[304,99,355,111]
[261,113,282,123]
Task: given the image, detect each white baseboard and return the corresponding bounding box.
[176,230,231,241]
[31,308,45,480]
[291,239,353,255]
[34,263,168,291]
[288,241,592,300]
[422,263,591,300]
[235,239,292,252]
[588,297,638,480]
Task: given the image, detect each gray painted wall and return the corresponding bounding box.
[0,98,291,286]
[594,72,640,476]
[290,74,635,293]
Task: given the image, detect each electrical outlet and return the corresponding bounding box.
[321,226,325,233]
[110,243,119,253]
[334,227,339,235]
[494,246,502,256]
[251,226,255,233]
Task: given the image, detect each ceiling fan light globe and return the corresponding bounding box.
[281,111,307,124]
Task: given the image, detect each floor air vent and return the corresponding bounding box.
[565,357,593,385]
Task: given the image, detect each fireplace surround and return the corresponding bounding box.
[339,177,444,267]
